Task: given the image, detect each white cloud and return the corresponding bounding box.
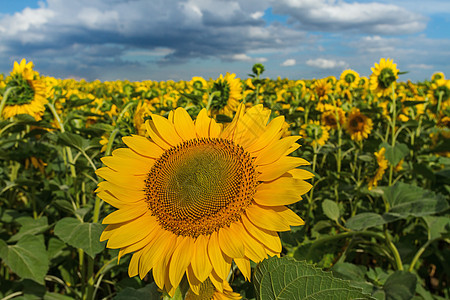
[231,53,267,63]
[272,0,427,35]
[281,59,296,66]
[306,58,347,69]
[408,64,433,69]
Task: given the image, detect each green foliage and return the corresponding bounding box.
[254,256,373,299]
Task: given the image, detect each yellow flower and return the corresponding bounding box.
[299,121,330,147]
[185,278,241,300]
[209,73,243,116]
[368,148,388,190]
[96,104,312,296]
[311,78,332,101]
[345,108,373,141]
[339,69,360,89]
[1,59,47,120]
[321,108,346,130]
[369,58,399,97]
[431,72,445,81]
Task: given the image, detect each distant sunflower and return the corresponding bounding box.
[431,72,445,81]
[312,78,332,101]
[97,104,312,296]
[299,121,330,147]
[345,108,373,141]
[1,59,47,120]
[321,108,346,130]
[209,73,243,117]
[340,69,360,89]
[185,278,241,300]
[368,147,388,190]
[369,58,399,97]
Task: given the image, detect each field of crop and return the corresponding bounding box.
[0,59,449,300]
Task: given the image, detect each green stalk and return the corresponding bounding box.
[384,228,403,270]
[388,85,397,186]
[205,91,221,112]
[408,238,438,272]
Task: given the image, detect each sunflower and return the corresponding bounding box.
[1,59,47,120]
[345,108,373,142]
[339,69,360,89]
[431,72,445,81]
[311,78,332,101]
[369,58,399,97]
[185,278,241,300]
[368,147,388,190]
[96,104,312,296]
[321,108,346,130]
[209,73,243,117]
[299,121,330,147]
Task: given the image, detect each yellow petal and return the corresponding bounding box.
[100,223,120,242]
[97,190,126,208]
[169,236,194,288]
[102,202,148,224]
[234,257,251,281]
[195,109,210,138]
[95,167,146,190]
[152,235,178,291]
[106,212,157,248]
[128,250,143,277]
[209,118,223,138]
[191,235,213,282]
[186,265,202,295]
[151,113,183,146]
[246,116,285,152]
[208,231,231,281]
[122,135,164,158]
[145,120,171,149]
[234,105,270,148]
[257,157,310,182]
[241,214,281,253]
[139,230,175,280]
[246,204,297,231]
[218,223,245,259]
[97,181,145,203]
[209,270,224,293]
[174,107,197,140]
[286,168,314,180]
[254,136,300,165]
[118,226,159,261]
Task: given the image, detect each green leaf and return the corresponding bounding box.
[0,235,49,284]
[384,143,409,166]
[43,292,75,300]
[382,182,449,217]
[322,200,340,221]
[114,283,161,300]
[346,213,399,231]
[253,256,373,300]
[9,217,50,242]
[383,271,417,300]
[422,216,450,240]
[54,217,105,258]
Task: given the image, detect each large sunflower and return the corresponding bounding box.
[209,73,242,117]
[1,59,47,120]
[345,108,373,142]
[96,104,312,296]
[369,58,399,97]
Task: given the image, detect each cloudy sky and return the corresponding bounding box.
[1,0,449,82]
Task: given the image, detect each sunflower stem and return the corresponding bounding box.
[384,227,403,270]
[388,85,397,186]
[205,91,221,112]
[408,238,439,272]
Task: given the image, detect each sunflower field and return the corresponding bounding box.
[0,59,449,300]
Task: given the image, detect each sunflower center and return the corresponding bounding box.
[344,73,356,84]
[5,75,35,105]
[350,115,365,131]
[378,68,396,89]
[145,137,257,238]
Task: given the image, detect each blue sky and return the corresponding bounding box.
[0,0,449,82]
